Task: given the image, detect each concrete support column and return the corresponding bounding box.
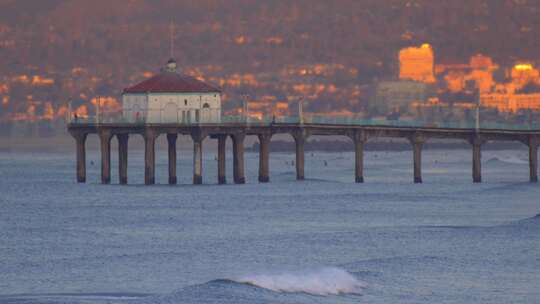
[232,133,246,184]
[471,137,484,183]
[167,133,178,185]
[217,135,227,184]
[293,130,306,180]
[191,132,205,185]
[529,139,539,183]
[258,133,271,183]
[352,131,367,183]
[117,134,129,185]
[412,141,424,184]
[99,129,113,184]
[72,132,87,183]
[408,133,426,184]
[144,129,157,185]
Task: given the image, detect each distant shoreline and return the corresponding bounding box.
[0,135,73,153]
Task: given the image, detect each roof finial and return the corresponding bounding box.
[166,58,177,72]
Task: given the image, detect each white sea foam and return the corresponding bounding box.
[233,267,367,296]
[486,156,528,165]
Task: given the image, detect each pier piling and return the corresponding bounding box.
[117,134,129,185]
[471,137,484,183]
[192,132,204,185]
[293,131,306,180]
[410,134,425,184]
[167,133,178,185]
[99,130,112,184]
[144,130,157,185]
[73,132,87,183]
[258,133,271,183]
[529,138,539,183]
[232,133,246,184]
[352,131,367,183]
[413,142,423,183]
[217,135,227,184]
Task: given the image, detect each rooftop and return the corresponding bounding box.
[123,60,221,94]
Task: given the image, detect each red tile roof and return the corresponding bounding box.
[123,71,221,94]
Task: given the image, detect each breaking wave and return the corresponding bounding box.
[232,267,367,296]
[486,156,528,165]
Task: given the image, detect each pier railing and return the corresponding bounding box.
[67,112,540,131]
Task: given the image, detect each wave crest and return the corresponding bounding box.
[486,156,528,165]
[232,267,366,296]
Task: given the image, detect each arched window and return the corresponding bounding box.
[184,99,188,106]
[203,103,210,108]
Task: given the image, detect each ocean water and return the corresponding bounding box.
[0,147,539,304]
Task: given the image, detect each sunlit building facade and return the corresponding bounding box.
[399,44,436,84]
[481,92,540,113]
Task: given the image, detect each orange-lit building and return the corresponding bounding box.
[469,54,498,71]
[478,63,540,112]
[510,63,540,87]
[399,44,436,83]
[438,54,498,93]
[481,92,540,113]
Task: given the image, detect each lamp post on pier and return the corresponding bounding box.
[242,94,249,124]
[96,96,101,124]
[67,99,72,123]
[298,96,305,125]
[475,92,480,132]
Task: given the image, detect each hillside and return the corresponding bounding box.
[0,0,538,127]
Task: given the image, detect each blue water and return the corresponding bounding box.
[0,147,539,304]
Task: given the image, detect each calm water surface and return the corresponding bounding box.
[0,148,539,304]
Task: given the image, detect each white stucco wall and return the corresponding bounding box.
[122,94,148,123]
[122,93,221,123]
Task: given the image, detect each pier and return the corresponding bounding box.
[67,118,540,185]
